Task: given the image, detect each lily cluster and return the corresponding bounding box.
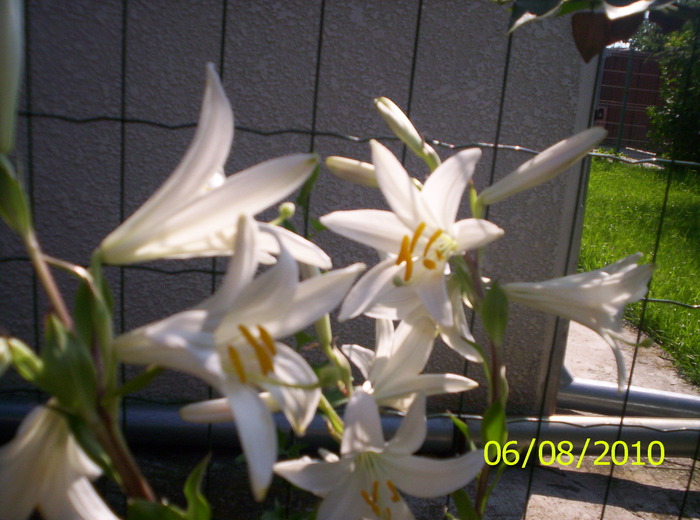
[0,56,654,520]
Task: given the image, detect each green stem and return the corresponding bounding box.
[318,394,344,441]
[24,231,73,330]
[95,401,155,501]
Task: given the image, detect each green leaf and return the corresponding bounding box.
[0,154,31,237]
[112,366,164,398]
[128,500,185,520]
[451,489,480,520]
[448,413,476,453]
[294,331,316,350]
[184,454,211,520]
[480,282,509,347]
[482,400,507,446]
[557,0,594,16]
[310,218,326,232]
[41,315,97,413]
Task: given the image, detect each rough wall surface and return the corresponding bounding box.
[1,1,596,515]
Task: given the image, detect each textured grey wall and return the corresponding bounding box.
[1,1,596,420]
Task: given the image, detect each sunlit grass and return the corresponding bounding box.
[579,158,700,385]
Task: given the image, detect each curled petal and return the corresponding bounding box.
[382,450,485,498]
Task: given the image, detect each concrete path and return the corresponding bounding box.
[488,322,700,520]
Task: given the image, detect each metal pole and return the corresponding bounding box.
[2,399,699,457]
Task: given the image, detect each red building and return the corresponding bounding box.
[595,48,663,152]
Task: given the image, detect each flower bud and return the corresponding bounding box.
[0,0,23,154]
[478,126,607,206]
[374,97,424,156]
[325,156,378,187]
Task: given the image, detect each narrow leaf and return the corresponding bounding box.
[184,454,212,520]
[480,282,508,347]
[128,500,185,520]
[481,400,507,446]
[451,489,480,520]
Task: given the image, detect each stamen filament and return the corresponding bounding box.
[423,229,443,257]
[239,325,274,375]
[257,325,277,355]
[396,235,410,265]
[409,222,426,253]
[387,480,400,502]
[227,346,247,383]
[361,490,381,516]
[403,255,413,282]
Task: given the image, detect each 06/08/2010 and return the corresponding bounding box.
[483,439,665,468]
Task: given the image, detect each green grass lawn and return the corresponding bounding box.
[579,157,700,385]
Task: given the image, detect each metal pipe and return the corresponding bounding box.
[2,399,700,457]
[558,372,700,418]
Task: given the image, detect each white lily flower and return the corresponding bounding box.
[321,140,504,328]
[341,315,477,411]
[502,254,654,389]
[477,127,607,207]
[0,0,22,154]
[0,404,118,520]
[114,214,364,500]
[99,63,329,268]
[360,280,483,363]
[275,391,484,520]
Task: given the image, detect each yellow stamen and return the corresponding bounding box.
[227,346,247,383]
[423,258,436,270]
[239,325,274,375]
[386,508,393,520]
[423,229,443,257]
[409,222,426,253]
[361,490,381,516]
[403,255,413,282]
[396,235,410,265]
[372,480,379,503]
[387,480,400,502]
[257,325,277,355]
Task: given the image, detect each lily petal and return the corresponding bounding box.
[371,140,437,228]
[341,391,385,456]
[370,315,435,385]
[422,148,480,229]
[339,259,403,322]
[380,374,478,402]
[274,456,353,498]
[225,384,277,501]
[340,344,374,380]
[382,450,485,498]
[413,272,453,328]
[320,209,407,253]
[268,262,366,339]
[478,127,607,206]
[101,63,233,257]
[121,154,319,262]
[386,393,426,455]
[258,223,332,269]
[200,213,259,316]
[263,343,321,434]
[453,218,504,252]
